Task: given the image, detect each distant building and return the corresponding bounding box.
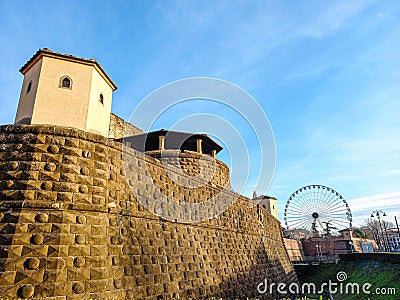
[387,227,400,251]
[284,228,378,262]
[254,195,278,219]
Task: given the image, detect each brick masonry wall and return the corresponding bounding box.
[108,113,143,139]
[0,125,297,299]
[283,238,304,262]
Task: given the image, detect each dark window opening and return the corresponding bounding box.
[26,81,32,95]
[99,93,104,105]
[62,77,71,88]
[59,76,72,89]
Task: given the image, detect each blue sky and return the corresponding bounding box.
[0,0,399,227]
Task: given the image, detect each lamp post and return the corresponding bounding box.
[374,227,382,252]
[316,244,322,261]
[371,210,388,252]
[348,241,354,253]
[382,220,391,251]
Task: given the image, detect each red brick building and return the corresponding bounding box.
[284,229,378,262]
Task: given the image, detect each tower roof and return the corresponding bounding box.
[19,48,118,91]
[118,129,223,155]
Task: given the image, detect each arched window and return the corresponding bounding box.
[26,80,32,95]
[62,78,70,88]
[59,75,72,89]
[99,93,104,105]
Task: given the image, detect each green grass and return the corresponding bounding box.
[298,261,400,300]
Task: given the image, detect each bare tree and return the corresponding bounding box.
[362,218,393,251]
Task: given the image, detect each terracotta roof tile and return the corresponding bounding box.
[20,48,117,90]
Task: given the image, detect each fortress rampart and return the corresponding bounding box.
[145,150,231,190]
[0,124,297,299]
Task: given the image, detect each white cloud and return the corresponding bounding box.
[352,210,400,227]
[348,192,400,212]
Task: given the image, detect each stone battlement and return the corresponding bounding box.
[0,124,297,299]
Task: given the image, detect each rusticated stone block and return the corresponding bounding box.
[72,193,90,204]
[90,245,108,256]
[38,171,60,182]
[72,281,85,293]
[136,274,154,286]
[36,190,57,201]
[68,245,90,257]
[18,284,35,298]
[86,278,113,293]
[91,168,108,179]
[75,175,92,186]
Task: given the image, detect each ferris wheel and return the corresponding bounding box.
[284,185,352,236]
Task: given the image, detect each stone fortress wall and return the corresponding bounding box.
[145,150,231,190]
[0,124,297,299]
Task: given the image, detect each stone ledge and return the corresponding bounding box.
[0,124,113,147]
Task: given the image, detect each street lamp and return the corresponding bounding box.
[371,210,389,252]
[316,244,322,261]
[348,241,354,253]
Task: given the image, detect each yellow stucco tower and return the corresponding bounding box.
[256,195,279,219]
[15,48,117,136]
